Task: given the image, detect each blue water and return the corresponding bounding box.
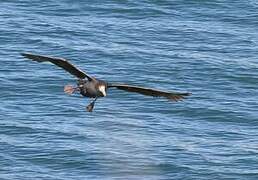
[1,1,258,179]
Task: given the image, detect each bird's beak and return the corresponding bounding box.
[99,85,106,97]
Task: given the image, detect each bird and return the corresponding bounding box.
[21,53,191,112]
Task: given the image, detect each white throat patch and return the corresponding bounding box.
[99,85,106,96]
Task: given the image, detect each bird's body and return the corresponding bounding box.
[21,53,191,112]
[77,79,107,98]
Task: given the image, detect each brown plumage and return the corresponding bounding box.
[107,84,190,102]
[21,53,92,80]
[21,52,191,112]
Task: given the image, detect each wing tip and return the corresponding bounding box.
[184,92,192,96]
[169,92,192,102]
[21,52,29,57]
[21,52,35,59]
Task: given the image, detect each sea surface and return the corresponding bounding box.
[0,1,258,179]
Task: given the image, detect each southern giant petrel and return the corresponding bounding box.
[21,53,191,112]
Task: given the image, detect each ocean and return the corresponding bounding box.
[0,1,258,179]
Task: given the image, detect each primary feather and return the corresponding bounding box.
[21,53,92,80]
[108,84,191,101]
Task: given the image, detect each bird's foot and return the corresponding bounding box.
[86,102,95,112]
[86,98,97,112]
[64,85,78,95]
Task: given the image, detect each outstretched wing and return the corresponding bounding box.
[108,83,191,101]
[21,53,93,80]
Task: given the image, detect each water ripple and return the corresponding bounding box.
[1,1,258,180]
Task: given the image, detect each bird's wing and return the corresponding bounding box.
[108,83,191,101]
[21,53,93,80]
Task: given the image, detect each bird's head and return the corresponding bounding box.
[98,85,107,97]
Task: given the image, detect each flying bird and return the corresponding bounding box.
[21,53,191,112]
